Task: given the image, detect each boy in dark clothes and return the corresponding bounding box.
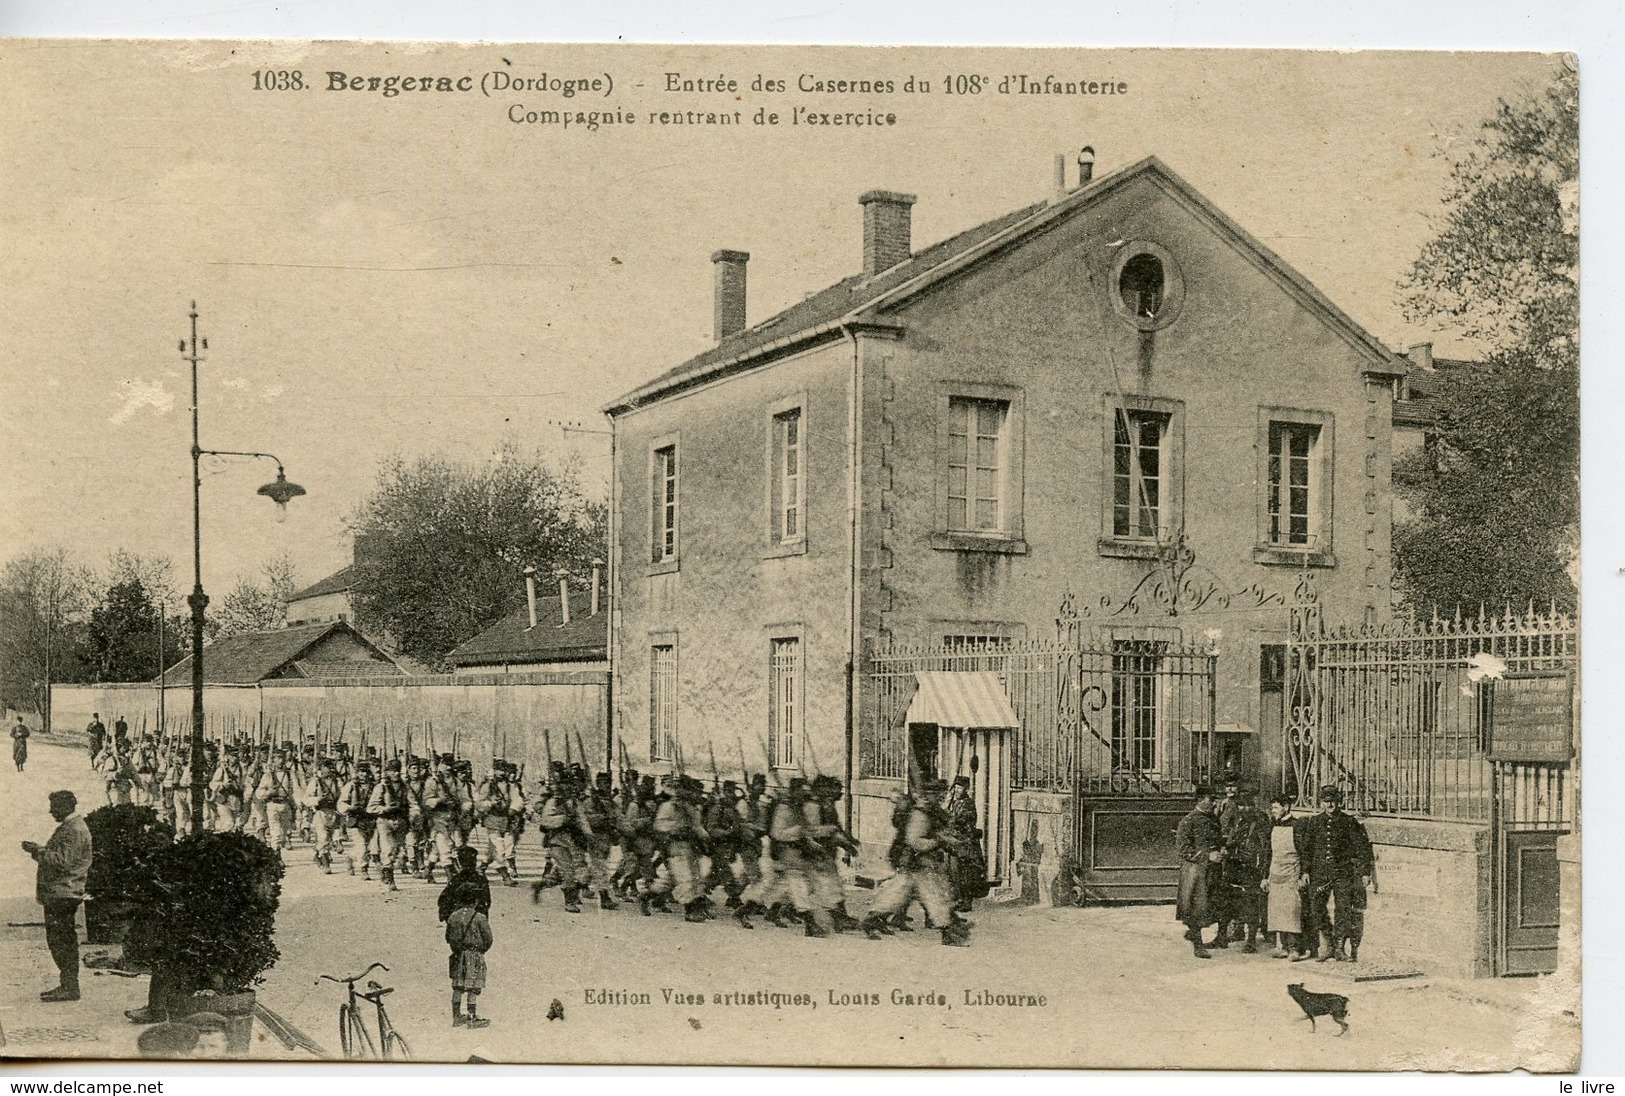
[438,846,493,1028]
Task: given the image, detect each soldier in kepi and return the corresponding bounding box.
[765,776,822,935]
[536,763,594,912]
[421,754,463,885]
[654,774,713,923]
[730,773,772,929]
[1299,784,1374,962]
[475,760,523,886]
[368,757,412,891]
[340,755,379,880]
[302,753,343,873]
[807,775,863,932]
[255,745,298,855]
[403,755,432,878]
[860,778,970,946]
[581,769,621,909]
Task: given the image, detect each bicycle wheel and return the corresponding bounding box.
[383,1030,412,1061]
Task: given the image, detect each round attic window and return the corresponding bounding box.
[1108,241,1184,331]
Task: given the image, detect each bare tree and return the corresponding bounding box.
[0,546,95,727]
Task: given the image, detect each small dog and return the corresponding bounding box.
[1286,983,1350,1036]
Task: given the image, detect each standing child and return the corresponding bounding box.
[439,846,493,1029]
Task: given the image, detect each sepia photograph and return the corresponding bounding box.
[0,39,1585,1072]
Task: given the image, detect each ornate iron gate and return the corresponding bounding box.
[1285,587,1577,974]
[1057,604,1219,904]
[861,595,1219,905]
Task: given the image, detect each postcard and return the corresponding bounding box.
[0,41,1580,1071]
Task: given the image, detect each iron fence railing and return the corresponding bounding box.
[1286,602,1577,822]
[862,632,1218,793]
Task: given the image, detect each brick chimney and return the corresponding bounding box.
[523,565,538,629]
[859,190,917,276]
[711,250,749,341]
[1406,342,1435,371]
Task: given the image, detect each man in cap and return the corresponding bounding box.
[536,763,593,911]
[475,759,521,886]
[766,777,826,936]
[729,773,773,929]
[1298,785,1374,962]
[368,757,412,890]
[1175,786,1225,959]
[253,746,298,854]
[21,790,93,1001]
[422,753,463,884]
[340,756,379,879]
[581,769,621,909]
[86,712,107,763]
[653,774,712,923]
[860,778,968,946]
[302,753,344,873]
[403,755,432,877]
[806,776,861,932]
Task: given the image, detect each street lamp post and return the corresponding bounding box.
[180,303,306,835]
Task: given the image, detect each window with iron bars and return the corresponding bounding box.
[1111,640,1166,773]
[768,637,801,770]
[649,644,677,761]
[943,633,1014,672]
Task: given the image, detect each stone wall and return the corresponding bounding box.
[1362,815,1494,979]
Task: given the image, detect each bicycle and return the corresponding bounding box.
[319,962,413,1060]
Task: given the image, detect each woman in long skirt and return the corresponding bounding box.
[1262,794,1306,958]
[10,716,29,772]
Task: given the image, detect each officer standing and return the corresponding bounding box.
[1299,785,1374,962]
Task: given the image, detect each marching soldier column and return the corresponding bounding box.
[78,722,985,949]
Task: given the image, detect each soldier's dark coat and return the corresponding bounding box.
[1174,806,1223,928]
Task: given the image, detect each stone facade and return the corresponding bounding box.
[608,157,1404,863]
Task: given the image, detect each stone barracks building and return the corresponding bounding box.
[603,153,1422,916]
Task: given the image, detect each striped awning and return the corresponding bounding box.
[906,671,1019,729]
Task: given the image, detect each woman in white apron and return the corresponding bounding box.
[1262,794,1306,959]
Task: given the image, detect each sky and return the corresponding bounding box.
[0,43,1563,595]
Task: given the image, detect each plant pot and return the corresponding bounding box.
[84,899,139,945]
[173,990,256,1058]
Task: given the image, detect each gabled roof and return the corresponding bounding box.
[444,591,609,667]
[288,564,354,602]
[605,156,1405,416]
[159,621,401,685]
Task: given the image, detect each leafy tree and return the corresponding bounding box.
[1394,67,1578,614]
[204,554,298,641]
[87,579,161,682]
[349,442,607,667]
[0,547,95,722]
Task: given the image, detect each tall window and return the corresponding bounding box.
[1267,422,1320,547]
[652,444,678,562]
[1112,410,1169,540]
[768,637,801,769]
[771,408,803,544]
[1111,640,1165,773]
[649,644,677,761]
[947,397,1007,533]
